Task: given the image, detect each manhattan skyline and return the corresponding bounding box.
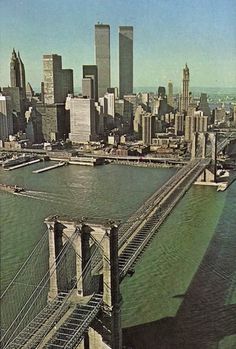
[0,0,236,89]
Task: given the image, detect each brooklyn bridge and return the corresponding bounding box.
[0,133,232,349]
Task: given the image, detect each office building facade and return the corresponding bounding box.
[83,65,98,101]
[167,81,174,108]
[43,54,73,104]
[119,26,133,98]
[199,93,211,118]
[95,24,110,98]
[66,96,96,143]
[185,111,208,141]
[0,94,13,141]
[142,113,153,145]
[35,103,69,142]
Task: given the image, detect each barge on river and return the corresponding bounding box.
[68,156,104,166]
[2,154,38,168]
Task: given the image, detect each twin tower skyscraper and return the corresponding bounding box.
[95,24,133,99]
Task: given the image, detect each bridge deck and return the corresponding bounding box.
[3,293,69,349]
[118,158,210,278]
[43,293,103,349]
[3,293,103,349]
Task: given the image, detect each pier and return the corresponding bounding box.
[32,162,66,174]
[4,159,41,171]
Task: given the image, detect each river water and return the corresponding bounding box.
[0,162,235,348]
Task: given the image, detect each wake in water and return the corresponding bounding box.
[13,191,55,202]
[13,189,80,206]
[13,190,68,203]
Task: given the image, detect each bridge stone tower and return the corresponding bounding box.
[45,216,122,349]
[191,132,218,183]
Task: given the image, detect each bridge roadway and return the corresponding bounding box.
[117,158,211,278]
[4,292,103,349]
[90,158,211,280]
[2,157,212,349]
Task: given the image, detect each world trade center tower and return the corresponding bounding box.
[119,26,133,98]
[95,24,111,98]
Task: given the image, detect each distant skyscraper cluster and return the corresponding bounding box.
[65,23,134,143]
[1,25,233,152]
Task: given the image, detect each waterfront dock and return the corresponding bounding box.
[4,159,41,171]
[217,171,236,191]
[32,162,66,174]
[111,159,183,168]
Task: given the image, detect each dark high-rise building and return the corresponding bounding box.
[2,87,26,132]
[95,24,110,98]
[83,65,98,101]
[7,50,27,133]
[199,93,211,118]
[61,69,74,99]
[36,103,69,142]
[10,49,20,88]
[181,63,190,112]
[43,54,73,104]
[10,49,26,97]
[167,81,174,108]
[158,86,166,97]
[119,26,133,98]
[18,52,26,97]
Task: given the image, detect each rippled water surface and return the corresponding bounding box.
[0,162,235,348]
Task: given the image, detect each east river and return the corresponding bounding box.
[0,162,235,348]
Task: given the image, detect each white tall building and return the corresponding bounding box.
[105,93,115,118]
[133,105,145,135]
[0,94,13,141]
[66,96,96,143]
[99,93,115,129]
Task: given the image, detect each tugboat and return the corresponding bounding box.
[0,184,25,193]
[13,185,25,193]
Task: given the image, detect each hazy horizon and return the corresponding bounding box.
[1,0,236,89]
[29,85,236,94]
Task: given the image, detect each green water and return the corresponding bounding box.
[0,162,235,348]
[0,163,176,289]
[121,186,227,325]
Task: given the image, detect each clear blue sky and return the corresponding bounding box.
[0,0,236,90]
